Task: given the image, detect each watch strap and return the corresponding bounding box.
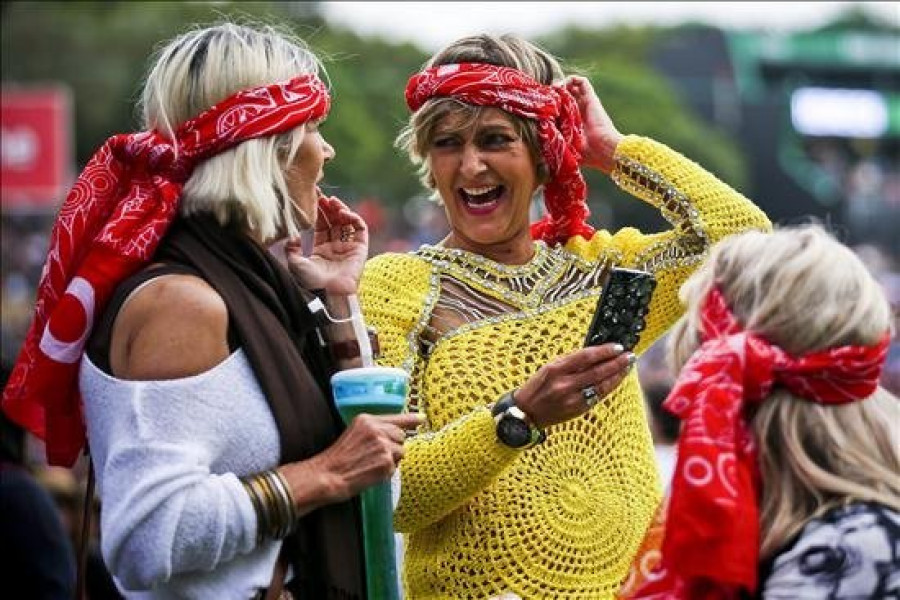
[491,390,517,417]
[492,389,546,448]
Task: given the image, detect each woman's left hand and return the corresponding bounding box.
[565,75,623,174]
[286,193,369,295]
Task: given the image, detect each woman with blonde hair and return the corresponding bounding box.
[632,224,899,598]
[2,22,420,598]
[360,33,770,597]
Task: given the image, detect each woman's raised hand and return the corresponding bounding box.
[513,343,634,429]
[565,75,623,174]
[286,193,369,295]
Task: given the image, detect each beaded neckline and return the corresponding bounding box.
[415,241,571,308]
[417,241,550,276]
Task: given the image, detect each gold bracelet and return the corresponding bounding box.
[261,471,291,539]
[254,475,278,541]
[242,473,279,541]
[257,473,283,536]
[267,470,298,538]
[240,470,299,541]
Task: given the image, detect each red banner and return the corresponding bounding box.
[1,87,72,209]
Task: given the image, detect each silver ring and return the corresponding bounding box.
[581,385,599,408]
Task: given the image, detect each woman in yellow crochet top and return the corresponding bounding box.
[359,34,771,599]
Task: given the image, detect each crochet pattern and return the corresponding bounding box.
[360,135,771,599]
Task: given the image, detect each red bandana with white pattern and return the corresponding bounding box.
[405,62,594,246]
[2,74,330,467]
[632,286,890,600]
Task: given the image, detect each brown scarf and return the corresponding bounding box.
[153,215,364,598]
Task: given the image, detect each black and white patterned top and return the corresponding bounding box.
[760,502,900,599]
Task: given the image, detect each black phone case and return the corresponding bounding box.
[583,267,657,351]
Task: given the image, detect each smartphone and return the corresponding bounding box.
[583,267,657,351]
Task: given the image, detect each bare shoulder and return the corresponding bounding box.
[109,273,231,381]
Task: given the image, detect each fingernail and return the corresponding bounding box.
[627,353,637,366]
[612,344,625,354]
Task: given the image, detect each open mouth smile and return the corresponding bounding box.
[459,185,505,214]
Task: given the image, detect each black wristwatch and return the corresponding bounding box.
[491,390,546,449]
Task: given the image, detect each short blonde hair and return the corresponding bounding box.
[140,22,326,241]
[667,224,900,558]
[396,34,564,191]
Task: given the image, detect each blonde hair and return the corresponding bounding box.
[140,22,326,241]
[667,224,900,559]
[395,34,564,191]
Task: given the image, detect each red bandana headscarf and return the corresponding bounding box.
[631,286,890,599]
[2,74,331,467]
[405,62,594,246]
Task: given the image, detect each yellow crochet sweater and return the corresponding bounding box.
[360,136,771,599]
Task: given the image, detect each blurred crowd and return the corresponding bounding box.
[804,137,900,253]
[2,187,899,596]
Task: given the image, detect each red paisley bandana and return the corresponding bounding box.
[2,74,330,467]
[631,286,890,599]
[405,63,594,246]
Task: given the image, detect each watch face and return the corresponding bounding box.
[497,414,531,448]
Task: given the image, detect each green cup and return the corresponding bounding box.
[331,367,409,600]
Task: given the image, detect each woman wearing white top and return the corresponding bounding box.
[3,22,420,599]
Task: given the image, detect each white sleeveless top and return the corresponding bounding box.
[80,349,285,599]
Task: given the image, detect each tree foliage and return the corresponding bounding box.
[2,1,747,231]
